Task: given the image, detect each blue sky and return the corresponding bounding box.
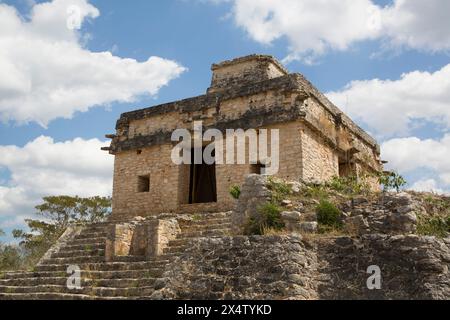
[1,0,450,242]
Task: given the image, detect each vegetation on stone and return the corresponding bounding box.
[267,177,291,203]
[415,195,450,238]
[326,175,372,196]
[244,202,285,235]
[229,185,241,200]
[417,216,450,238]
[316,200,343,233]
[378,171,407,192]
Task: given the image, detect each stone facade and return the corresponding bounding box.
[152,234,450,300]
[104,54,382,219]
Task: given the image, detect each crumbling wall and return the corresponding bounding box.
[153,234,449,300]
[154,235,318,300]
[316,235,450,300]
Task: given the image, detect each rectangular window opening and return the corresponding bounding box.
[138,175,150,193]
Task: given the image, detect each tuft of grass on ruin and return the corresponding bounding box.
[326,175,373,198]
[267,177,291,203]
[417,215,450,238]
[302,184,329,200]
[244,202,285,236]
[316,199,344,234]
[421,195,450,216]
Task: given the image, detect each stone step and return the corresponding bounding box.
[0,277,157,288]
[186,212,231,219]
[180,229,230,238]
[82,224,111,232]
[179,218,232,226]
[69,237,106,246]
[168,239,191,247]
[40,256,105,265]
[180,223,232,232]
[74,232,107,240]
[158,253,182,261]
[60,243,105,252]
[3,269,166,280]
[35,261,168,272]
[0,292,128,300]
[112,256,147,263]
[0,285,156,297]
[163,245,188,254]
[52,249,105,259]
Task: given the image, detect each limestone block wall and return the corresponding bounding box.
[111,144,180,218]
[300,124,339,183]
[306,97,381,174]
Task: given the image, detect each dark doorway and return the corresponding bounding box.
[189,147,217,204]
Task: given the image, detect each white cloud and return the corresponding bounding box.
[409,179,447,195]
[326,64,450,138]
[381,0,450,53]
[0,136,113,229]
[209,0,450,62]
[0,0,186,126]
[382,135,450,192]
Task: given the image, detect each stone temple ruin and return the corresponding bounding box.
[105,54,382,218]
[1,55,448,300]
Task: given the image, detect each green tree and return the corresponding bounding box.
[0,245,23,271]
[0,229,24,271]
[378,171,407,192]
[12,196,111,266]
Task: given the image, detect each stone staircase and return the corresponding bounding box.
[0,212,232,300]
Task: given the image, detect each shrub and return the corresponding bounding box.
[229,185,241,200]
[0,245,24,272]
[303,185,329,200]
[244,202,285,235]
[327,175,372,196]
[316,200,343,231]
[378,171,407,192]
[417,215,450,238]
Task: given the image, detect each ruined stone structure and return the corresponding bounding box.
[5,55,445,301]
[104,55,383,219]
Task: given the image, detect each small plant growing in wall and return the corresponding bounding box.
[316,199,343,233]
[244,202,285,235]
[229,185,241,200]
[267,177,291,203]
[378,171,407,192]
